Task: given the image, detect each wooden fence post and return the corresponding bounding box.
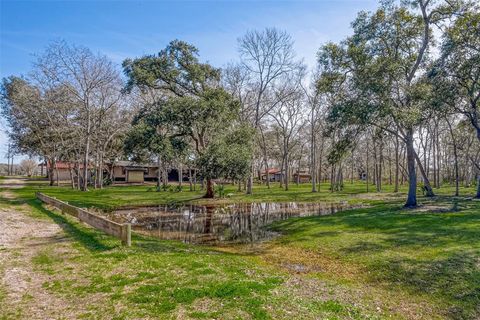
[36,192,132,246]
[122,224,131,247]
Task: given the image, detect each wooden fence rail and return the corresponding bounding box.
[36,192,131,246]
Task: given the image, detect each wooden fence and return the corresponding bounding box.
[36,192,131,246]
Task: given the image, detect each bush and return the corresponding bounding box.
[216,184,225,198]
[103,177,112,186]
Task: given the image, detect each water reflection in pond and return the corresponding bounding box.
[106,202,358,244]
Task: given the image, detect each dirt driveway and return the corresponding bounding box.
[0,178,85,319]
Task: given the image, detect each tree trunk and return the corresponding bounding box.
[330,164,335,192]
[476,175,480,199]
[473,115,480,144]
[296,157,301,186]
[48,158,55,186]
[178,163,183,189]
[436,125,442,187]
[311,120,317,192]
[156,156,161,191]
[98,151,104,189]
[388,143,392,186]
[284,152,289,191]
[317,137,324,192]
[193,170,197,191]
[205,178,214,198]
[93,157,98,189]
[413,150,435,197]
[446,118,459,196]
[265,158,270,189]
[376,150,381,192]
[351,151,355,184]
[76,161,81,190]
[279,155,285,189]
[6,145,11,176]
[366,140,369,193]
[260,127,270,189]
[401,144,407,185]
[82,112,91,192]
[405,130,417,207]
[163,168,168,188]
[54,160,59,187]
[246,162,253,194]
[377,138,383,192]
[372,139,377,188]
[336,164,343,191]
[69,166,75,189]
[188,168,193,191]
[394,134,399,192]
[432,121,437,188]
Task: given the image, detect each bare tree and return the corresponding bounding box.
[301,72,323,192]
[268,74,306,191]
[238,27,301,194]
[33,41,123,191]
[19,159,37,177]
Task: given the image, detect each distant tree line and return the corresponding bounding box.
[1,0,479,202]
[1,42,129,189]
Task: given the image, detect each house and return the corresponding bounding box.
[46,161,91,182]
[110,161,159,183]
[45,161,153,184]
[260,168,284,182]
[46,161,70,181]
[111,161,193,184]
[46,160,193,184]
[293,170,311,183]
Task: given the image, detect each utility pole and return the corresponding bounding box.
[7,144,15,176]
[7,144,12,176]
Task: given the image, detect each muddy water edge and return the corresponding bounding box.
[102,202,361,244]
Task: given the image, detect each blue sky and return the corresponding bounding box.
[0,0,378,163]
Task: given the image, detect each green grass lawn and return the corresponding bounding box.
[1,180,479,319]
[11,179,477,210]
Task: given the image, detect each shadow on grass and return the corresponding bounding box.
[340,241,386,254]
[273,201,480,249]
[28,198,207,256]
[270,199,480,319]
[0,196,25,207]
[371,252,480,320]
[28,199,116,252]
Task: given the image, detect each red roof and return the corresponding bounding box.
[46,161,92,169]
[262,168,281,174]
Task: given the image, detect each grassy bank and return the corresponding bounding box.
[1,180,479,319]
[265,197,480,319]
[12,179,477,210]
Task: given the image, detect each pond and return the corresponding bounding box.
[104,202,359,244]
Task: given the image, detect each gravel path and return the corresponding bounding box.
[0,178,82,319]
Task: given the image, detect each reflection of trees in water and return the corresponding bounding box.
[110,202,354,244]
